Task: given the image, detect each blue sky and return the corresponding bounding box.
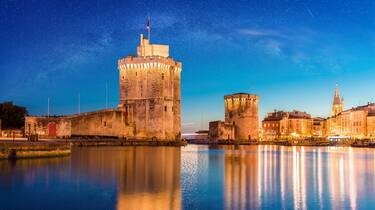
[1,0,375,132]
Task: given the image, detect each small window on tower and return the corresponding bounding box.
[162,73,164,80]
[136,72,137,76]
[165,106,167,112]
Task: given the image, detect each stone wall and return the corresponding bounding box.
[209,121,235,141]
[25,109,134,139]
[68,109,133,138]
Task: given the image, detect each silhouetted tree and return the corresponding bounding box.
[0,102,28,129]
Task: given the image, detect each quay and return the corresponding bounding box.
[186,138,375,147]
[0,141,71,160]
[0,138,187,160]
[57,138,187,147]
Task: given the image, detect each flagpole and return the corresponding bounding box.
[148,26,150,41]
[105,82,108,109]
[47,97,50,117]
[147,16,151,41]
[78,93,80,114]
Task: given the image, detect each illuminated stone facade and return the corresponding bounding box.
[209,93,259,141]
[118,34,182,140]
[225,93,259,140]
[208,121,235,141]
[261,110,313,141]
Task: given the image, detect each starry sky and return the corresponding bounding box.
[1,0,375,133]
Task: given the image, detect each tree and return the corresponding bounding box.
[0,102,28,129]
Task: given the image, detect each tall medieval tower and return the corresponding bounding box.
[331,84,344,116]
[224,93,259,140]
[117,34,182,140]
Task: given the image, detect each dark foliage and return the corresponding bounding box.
[0,102,28,129]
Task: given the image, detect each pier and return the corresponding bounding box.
[0,141,71,159]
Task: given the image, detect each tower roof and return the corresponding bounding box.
[333,84,342,105]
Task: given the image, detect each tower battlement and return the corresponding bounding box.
[118,56,182,70]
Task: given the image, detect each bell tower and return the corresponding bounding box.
[331,83,344,116]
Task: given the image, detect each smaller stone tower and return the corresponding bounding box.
[331,84,344,116]
[224,93,259,140]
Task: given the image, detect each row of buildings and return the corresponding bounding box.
[261,85,375,140]
[208,84,375,142]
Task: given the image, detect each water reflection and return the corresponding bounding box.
[216,145,375,209]
[116,147,180,210]
[70,147,181,210]
[1,145,375,209]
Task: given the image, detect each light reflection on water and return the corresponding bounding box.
[1,145,375,209]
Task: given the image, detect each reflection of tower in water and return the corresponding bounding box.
[69,147,181,210]
[224,146,260,210]
[116,147,181,210]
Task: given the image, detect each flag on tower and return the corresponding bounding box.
[146,16,151,40]
[146,16,150,31]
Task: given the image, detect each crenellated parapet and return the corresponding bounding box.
[118,56,182,70]
[224,93,258,111]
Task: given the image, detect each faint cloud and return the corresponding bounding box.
[32,31,114,85]
[238,28,286,38]
[256,39,283,56]
[182,122,195,126]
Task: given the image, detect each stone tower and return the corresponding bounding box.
[117,34,182,140]
[331,84,344,116]
[224,93,259,140]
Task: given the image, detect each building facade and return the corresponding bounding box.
[209,93,259,141]
[326,103,375,139]
[324,84,375,139]
[25,34,182,141]
[262,110,313,141]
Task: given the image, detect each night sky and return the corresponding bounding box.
[1,0,375,132]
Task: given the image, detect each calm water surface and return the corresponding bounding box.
[1,145,375,210]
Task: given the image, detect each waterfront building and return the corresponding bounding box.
[25,33,182,141]
[312,117,326,137]
[261,110,313,141]
[324,84,375,139]
[326,103,375,139]
[209,93,259,141]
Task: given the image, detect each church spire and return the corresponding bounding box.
[335,83,339,97]
[331,83,344,116]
